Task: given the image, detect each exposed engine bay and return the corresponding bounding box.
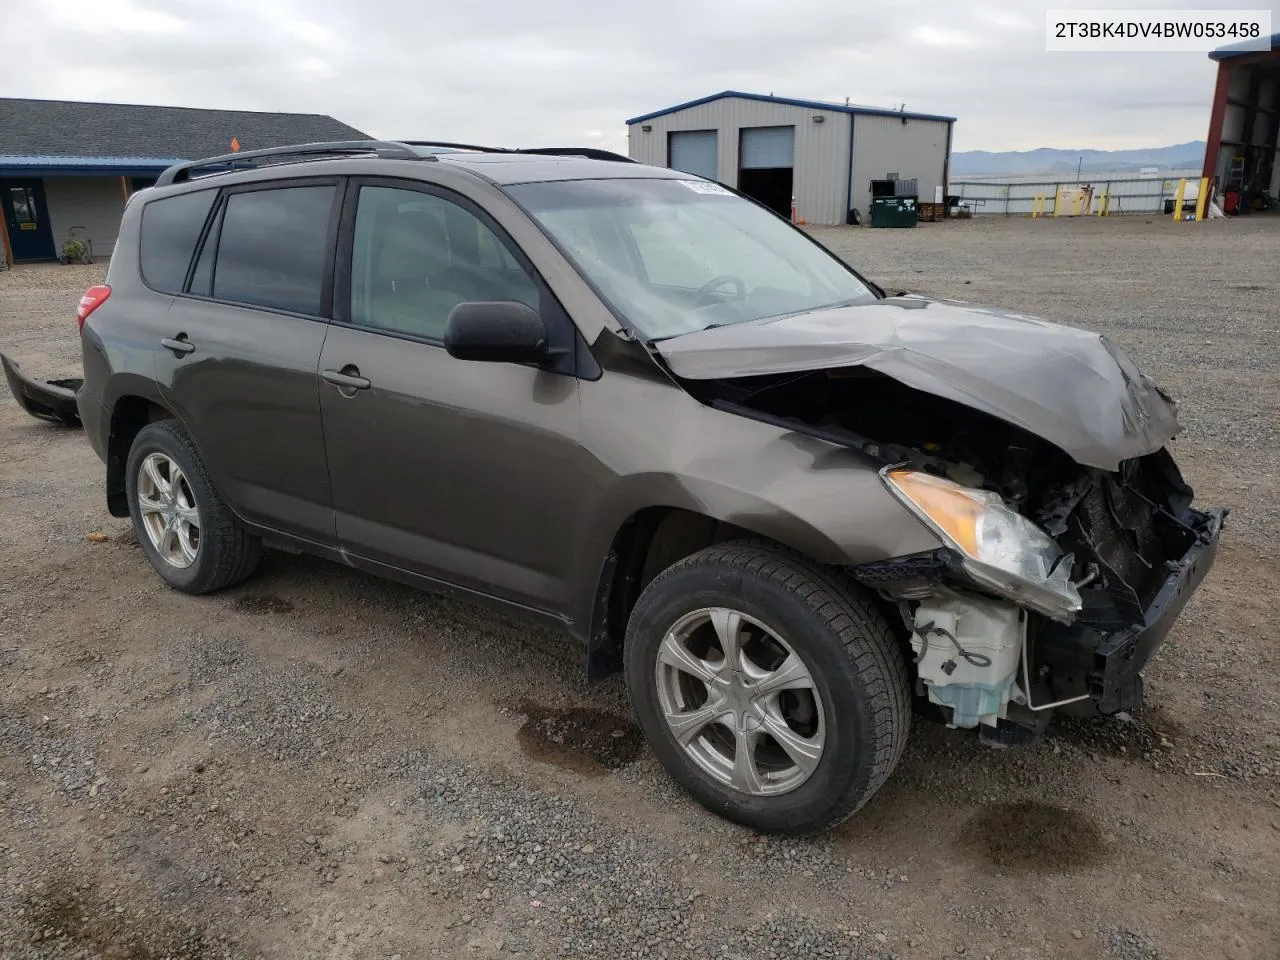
[686,366,1224,741]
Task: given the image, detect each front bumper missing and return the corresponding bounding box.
[1039,507,1225,715]
[853,504,1225,723]
[1090,508,1224,712]
[1,353,83,427]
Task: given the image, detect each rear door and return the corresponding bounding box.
[153,179,340,541]
[316,178,588,613]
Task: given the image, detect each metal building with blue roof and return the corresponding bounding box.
[626,91,956,225]
[0,98,367,263]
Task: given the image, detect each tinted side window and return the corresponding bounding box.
[349,185,538,341]
[139,190,217,294]
[213,185,336,315]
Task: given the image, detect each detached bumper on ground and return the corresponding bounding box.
[1,353,82,427]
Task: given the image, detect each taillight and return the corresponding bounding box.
[77,284,111,332]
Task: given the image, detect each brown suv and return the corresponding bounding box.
[3,140,1223,834]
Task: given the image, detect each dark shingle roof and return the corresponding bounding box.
[0,98,370,159]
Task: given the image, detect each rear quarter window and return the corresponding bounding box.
[139,190,217,294]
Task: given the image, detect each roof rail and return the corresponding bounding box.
[398,140,511,154]
[399,141,637,163]
[155,140,423,186]
[522,147,636,163]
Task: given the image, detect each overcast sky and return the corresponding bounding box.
[5,0,1272,153]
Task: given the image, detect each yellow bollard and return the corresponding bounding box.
[1052,187,1063,217]
[1031,193,1044,218]
[1194,176,1209,221]
[1172,179,1187,221]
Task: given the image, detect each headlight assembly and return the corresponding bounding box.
[883,468,1082,622]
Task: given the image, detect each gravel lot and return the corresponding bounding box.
[1,215,1277,960]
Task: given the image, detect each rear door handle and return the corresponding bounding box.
[321,367,371,391]
[161,335,196,357]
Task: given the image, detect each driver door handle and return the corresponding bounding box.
[321,367,371,391]
[161,335,196,357]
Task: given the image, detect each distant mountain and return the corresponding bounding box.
[951,141,1205,176]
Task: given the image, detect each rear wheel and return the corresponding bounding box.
[624,541,910,834]
[125,420,261,594]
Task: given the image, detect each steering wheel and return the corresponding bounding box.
[693,274,747,307]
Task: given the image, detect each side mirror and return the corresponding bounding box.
[444,301,549,365]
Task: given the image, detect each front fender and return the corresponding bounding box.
[567,394,942,633]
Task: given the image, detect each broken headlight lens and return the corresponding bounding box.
[883,468,1082,622]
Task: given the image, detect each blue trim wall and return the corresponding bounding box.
[627,91,956,126]
[0,166,174,177]
[0,156,180,177]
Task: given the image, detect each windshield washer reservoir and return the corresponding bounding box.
[911,596,1025,729]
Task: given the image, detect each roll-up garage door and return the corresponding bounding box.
[668,130,718,181]
[739,126,795,169]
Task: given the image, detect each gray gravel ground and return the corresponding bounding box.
[1,215,1278,960]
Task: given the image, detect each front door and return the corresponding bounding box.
[1,179,55,261]
[318,179,588,615]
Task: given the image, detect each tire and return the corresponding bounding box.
[624,540,910,834]
[125,420,262,594]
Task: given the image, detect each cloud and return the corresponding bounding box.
[2,0,1232,152]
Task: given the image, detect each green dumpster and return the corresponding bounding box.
[870,196,918,228]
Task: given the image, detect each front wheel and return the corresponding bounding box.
[624,541,910,834]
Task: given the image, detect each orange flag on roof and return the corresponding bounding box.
[230,137,241,152]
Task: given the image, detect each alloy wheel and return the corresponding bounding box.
[136,452,201,569]
[654,607,826,796]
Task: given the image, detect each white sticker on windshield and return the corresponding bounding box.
[678,180,732,195]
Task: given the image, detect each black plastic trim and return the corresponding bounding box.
[1,354,82,427]
[1091,508,1224,713]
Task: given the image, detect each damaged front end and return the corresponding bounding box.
[669,348,1223,743]
[861,450,1222,740]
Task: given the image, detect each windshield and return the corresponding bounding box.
[506,178,877,340]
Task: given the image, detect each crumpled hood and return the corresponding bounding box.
[655,295,1181,471]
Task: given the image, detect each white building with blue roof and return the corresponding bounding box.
[626,91,956,225]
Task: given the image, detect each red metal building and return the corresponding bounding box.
[1203,33,1280,214]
